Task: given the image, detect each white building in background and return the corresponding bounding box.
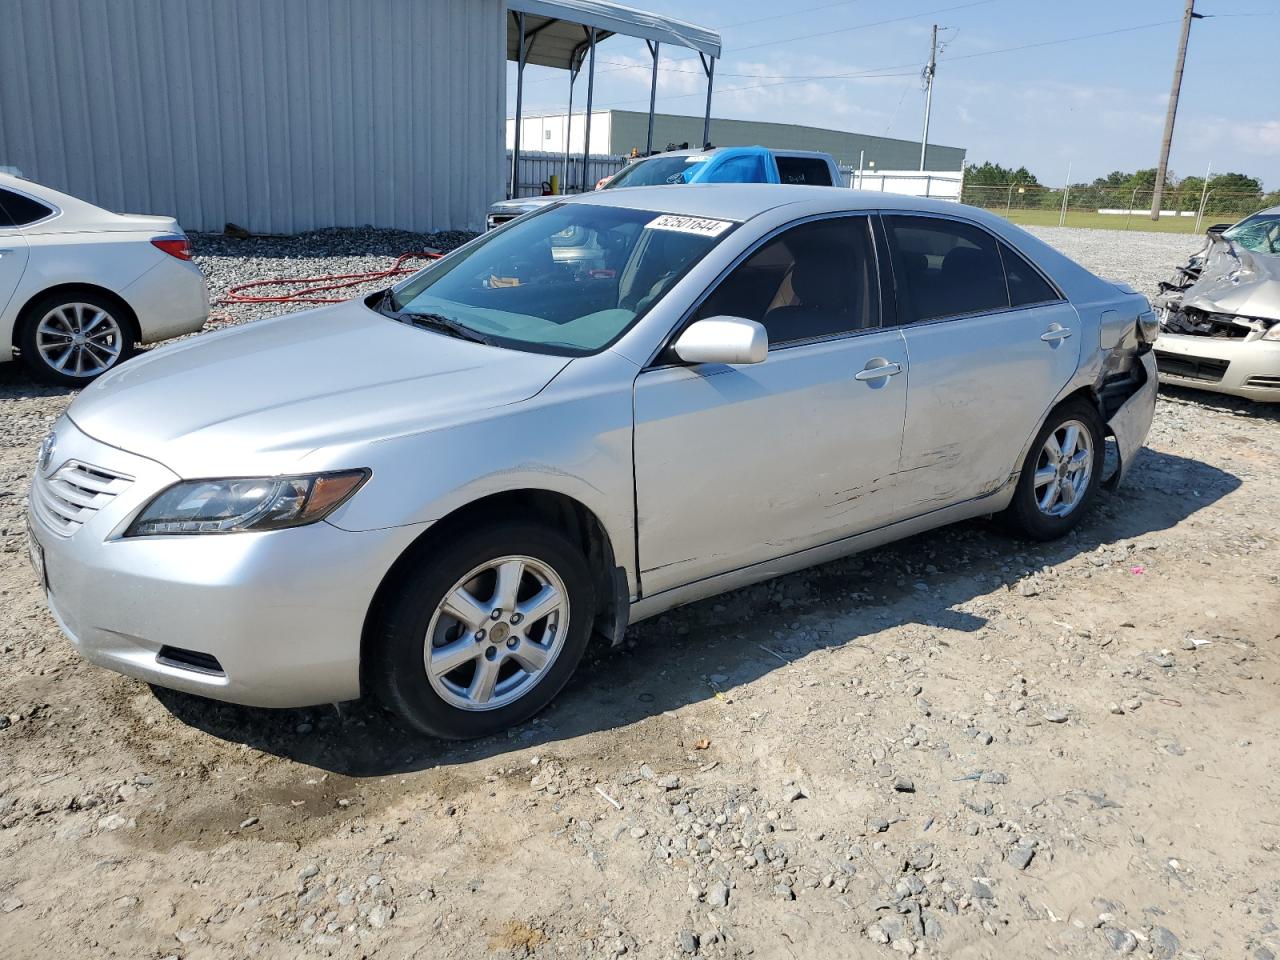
[507,109,967,173]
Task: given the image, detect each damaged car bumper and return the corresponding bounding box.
[1154,333,1280,401]
[1105,351,1159,489]
[1154,208,1280,402]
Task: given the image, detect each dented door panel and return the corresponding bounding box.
[633,330,908,595]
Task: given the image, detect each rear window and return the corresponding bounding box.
[0,188,54,227]
[1000,241,1060,306]
[776,156,834,186]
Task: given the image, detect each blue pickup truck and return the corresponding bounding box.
[488,145,843,229]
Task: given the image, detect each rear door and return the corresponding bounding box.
[0,189,36,330]
[880,213,1081,513]
[633,214,908,594]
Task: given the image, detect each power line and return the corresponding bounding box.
[581,18,1190,110]
[732,0,995,54]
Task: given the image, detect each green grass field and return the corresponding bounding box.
[988,207,1216,234]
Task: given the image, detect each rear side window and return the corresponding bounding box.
[0,188,55,227]
[1000,241,1060,306]
[702,154,769,184]
[776,156,834,186]
[694,216,880,346]
[883,215,1008,324]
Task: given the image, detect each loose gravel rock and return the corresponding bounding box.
[0,226,1277,960]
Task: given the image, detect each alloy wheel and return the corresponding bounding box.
[35,302,124,378]
[1032,419,1094,518]
[424,555,569,712]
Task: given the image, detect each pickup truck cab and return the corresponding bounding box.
[487,146,843,229]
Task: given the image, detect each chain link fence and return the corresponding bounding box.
[506,151,628,198]
[962,183,1277,233]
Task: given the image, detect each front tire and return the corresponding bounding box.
[370,521,595,739]
[18,291,135,386]
[1001,398,1105,541]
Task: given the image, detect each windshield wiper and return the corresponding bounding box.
[395,310,493,345]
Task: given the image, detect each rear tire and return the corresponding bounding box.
[1001,398,1105,541]
[370,521,595,739]
[18,290,135,386]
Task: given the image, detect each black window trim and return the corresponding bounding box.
[875,210,1067,331]
[643,210,889,370]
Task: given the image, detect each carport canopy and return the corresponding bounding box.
[505,0,722,196]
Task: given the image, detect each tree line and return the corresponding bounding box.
[960,161,1278,216]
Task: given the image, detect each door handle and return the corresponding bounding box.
[854,360,903,381]
[1040,324,1072,342]
[0,249,15,256]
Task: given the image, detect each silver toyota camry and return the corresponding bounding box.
[27,186,1159,739]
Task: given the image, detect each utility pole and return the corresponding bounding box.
[919,24,937,172]
[1151,0,1203,220]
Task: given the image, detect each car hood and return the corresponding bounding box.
[1183,241,1280,323]
[67,300,571,477]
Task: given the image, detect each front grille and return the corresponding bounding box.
[1154,350,1229,384]
[1245,375,1280,390]
[31,460,133,537]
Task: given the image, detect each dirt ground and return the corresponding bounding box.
[1,228,1277,960]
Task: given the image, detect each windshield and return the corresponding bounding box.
[603,155,707,189]
[1224,213,1280,256]
[385,204,736,355]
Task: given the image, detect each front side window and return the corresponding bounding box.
[693,216,880,346]
[386,204,734,355]
[883,215,1009,324]
[0,188,55,228]
[702,154,769,184]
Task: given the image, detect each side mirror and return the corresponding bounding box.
[1205,223,1233,236]
[672,317,768,365]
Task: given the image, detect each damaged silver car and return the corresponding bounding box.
[1155,206,1280,401]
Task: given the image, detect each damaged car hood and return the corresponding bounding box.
[1181,241,1280,323]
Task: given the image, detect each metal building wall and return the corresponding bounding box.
[0,0,506,234]
[605,111,966,172]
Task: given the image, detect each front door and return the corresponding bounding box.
[633,215,909,596]
[881,213,1083,512]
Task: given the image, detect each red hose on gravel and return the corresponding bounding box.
[220,252,443,305]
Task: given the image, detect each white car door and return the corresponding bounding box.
[633,215,909,595]
[0,190,33,333]
[880,214,1082,513]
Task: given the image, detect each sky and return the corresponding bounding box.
[505,0,1280,188]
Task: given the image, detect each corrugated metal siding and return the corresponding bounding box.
[605,110,966,173]
[0,0,506,233]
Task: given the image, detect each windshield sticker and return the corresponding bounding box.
[645,214,733,237]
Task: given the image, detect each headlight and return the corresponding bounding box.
[126,470,369,536]
[1263,323,1280,341]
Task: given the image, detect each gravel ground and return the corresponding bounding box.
[1,227,1277,960]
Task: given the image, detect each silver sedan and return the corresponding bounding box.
[27,186,1159,738]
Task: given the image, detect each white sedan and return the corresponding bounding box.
[0,173,208,384]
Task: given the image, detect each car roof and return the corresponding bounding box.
[564,182,970,222]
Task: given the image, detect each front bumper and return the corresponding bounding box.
[27,419,425,708]
[1154,333,1280,402]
